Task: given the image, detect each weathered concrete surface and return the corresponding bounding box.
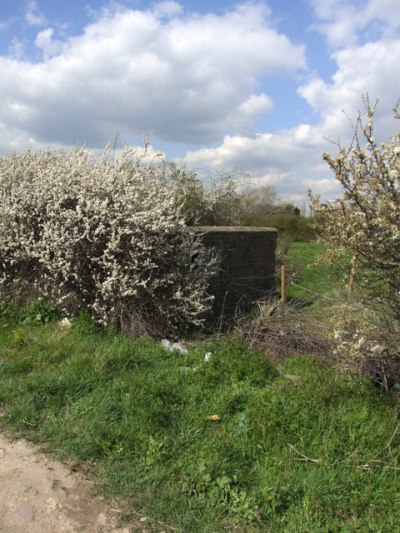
[194,226,278,316]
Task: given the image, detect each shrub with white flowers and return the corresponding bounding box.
[0,146,217,336]
[327,301,400,384]
[310,97,400,319]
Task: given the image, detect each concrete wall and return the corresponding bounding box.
[193,226,277,316]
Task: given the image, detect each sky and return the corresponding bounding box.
[0,0,399,204]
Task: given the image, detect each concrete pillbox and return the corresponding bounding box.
[192,226,277,316]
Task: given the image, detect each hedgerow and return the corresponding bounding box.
[0,146,217,336]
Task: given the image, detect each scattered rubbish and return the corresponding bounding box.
[161,339,171,350]
[275,367,301,381]
[204,352,212,362]
[58,318,72,329]
[161,339,188,355]
[179,366,198,373]
[283,374,301,382]
[206,414,220,422]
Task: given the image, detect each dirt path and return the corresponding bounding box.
[0,433,162,533]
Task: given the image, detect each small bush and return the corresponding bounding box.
[261,214,316,242]
[327,301,400,386]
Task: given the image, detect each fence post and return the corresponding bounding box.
[348,255,357,295]
[281,264,287,304]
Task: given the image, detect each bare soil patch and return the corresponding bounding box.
[0,432,162,533]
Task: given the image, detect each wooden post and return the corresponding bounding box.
[348,255,357,295]
[281,264,287,304]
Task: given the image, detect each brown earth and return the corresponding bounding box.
[0,433,169,533]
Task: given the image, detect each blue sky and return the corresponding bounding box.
[0,0,399,203]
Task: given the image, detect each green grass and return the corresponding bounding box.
[284,242,349,301]
[1,311,400,532]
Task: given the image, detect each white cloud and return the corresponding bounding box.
[0,3,305,149]
[309,0,400,48]
[302,177,341,196]
[238,94,273,118]
[8,37,25,60]
[184,128,319,173]
[153,1,183,18]
[299,40,400,142]
[183,36,400,202]
[34,28,65,59]
[182,124,330,200]
[25,0,46,27]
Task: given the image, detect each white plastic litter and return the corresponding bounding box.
[179,366,198,372]
[58,318,72,329]
[204,352,212,362]
[161,339,188,355]
[161,339,172,350]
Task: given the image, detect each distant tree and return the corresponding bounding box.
[168,164,211,225]
[240,185,278,221]
[168,164,305,233]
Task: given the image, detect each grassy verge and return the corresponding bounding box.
[283,242,349,301]
[1,312,400,531]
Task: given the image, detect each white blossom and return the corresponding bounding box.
[0,145,218,336]
[310,97,400,319]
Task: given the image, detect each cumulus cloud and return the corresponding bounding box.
[309,0,400,48]
[237,94,273,119]
[0,2,305,150]
[183,31,400,201]
[184,127,320,173]
[183,125,331,199]
[303,177,341,196]
[299,40,400,142]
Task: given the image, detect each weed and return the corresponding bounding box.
[0,299,17,329]
[20,301,63,325]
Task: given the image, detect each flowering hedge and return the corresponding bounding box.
[0,146,216,336]
[310,98,400,319]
